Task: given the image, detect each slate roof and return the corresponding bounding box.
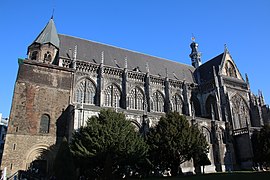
[34,18,60,48]
[195,53,224,83]
[58,34,195,83]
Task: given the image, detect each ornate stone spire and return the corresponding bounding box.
[101,51,104,64]
[72,45,77,69]
[189,36,202,68]
[124,56,128,69]
[146,62,149,73]
[245,73,250,89]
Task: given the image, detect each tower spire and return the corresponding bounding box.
[189,36,202,68]
[27,18,59,64]
[33,18,59,48]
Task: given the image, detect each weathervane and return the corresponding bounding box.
[191,33,195,42]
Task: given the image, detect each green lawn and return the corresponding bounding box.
[128,171,270,180]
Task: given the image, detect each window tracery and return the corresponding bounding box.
[75,79,96,105]
[231,95,249,129]
[171,94,183,113]
[128,87,144,110]
[104,84,121,108]
[151,91,164,112]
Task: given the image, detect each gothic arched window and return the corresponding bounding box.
[39,114,50,133]
[231,95,249,129]
[151,91,164,112]
[128,87,144,110]
[75,79,96,105]
[104,84,121,108]
[171,94,183,113]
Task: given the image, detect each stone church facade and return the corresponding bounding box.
[1,18,270,176]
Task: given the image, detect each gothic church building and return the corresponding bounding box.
[1,18,270,176]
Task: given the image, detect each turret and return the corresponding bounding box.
[27,17,59,65]
[189,37,202,68]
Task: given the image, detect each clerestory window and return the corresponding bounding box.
[128,87,144,110]
[171,94,183,113]
[75,79,96,105]
[104,84,121,108]
[151,91,164,112]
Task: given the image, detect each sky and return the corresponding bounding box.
[0,0,270,117]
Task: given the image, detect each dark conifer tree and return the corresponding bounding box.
[252,125,270,168]
[70,109,148,179]
[147,112,209,176]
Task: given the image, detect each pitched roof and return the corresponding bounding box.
[34,18,60,48]
[58,34,195,83]
[195,53,224,83]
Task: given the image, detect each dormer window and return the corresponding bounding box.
[133,66,141,72]
[31,51,38,60]
[44,51,52,63]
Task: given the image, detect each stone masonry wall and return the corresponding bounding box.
[1,61,73,176]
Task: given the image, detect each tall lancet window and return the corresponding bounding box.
[171,94,183,113]
[128,87,144,110]
[75,79,96,105]
[151,91,164,112]
[104,84,121,108]
[231,94,250,129]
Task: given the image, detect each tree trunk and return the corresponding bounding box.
[171,161,180,176]
[103,154,113,180]
[203,165,205,174]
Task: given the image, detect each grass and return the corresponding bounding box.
[128,171,270,180]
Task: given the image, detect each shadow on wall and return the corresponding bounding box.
[22,105,75,179]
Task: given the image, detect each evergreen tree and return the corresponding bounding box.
[198,153,211,174]
[147,112,209,176]
[252,125,270,168]
[70,109,148,179]
[191,125,210,174]
[53,137,76,180]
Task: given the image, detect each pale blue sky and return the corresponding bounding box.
[0,0,270,117]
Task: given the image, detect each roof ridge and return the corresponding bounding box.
[58,33,194,69]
